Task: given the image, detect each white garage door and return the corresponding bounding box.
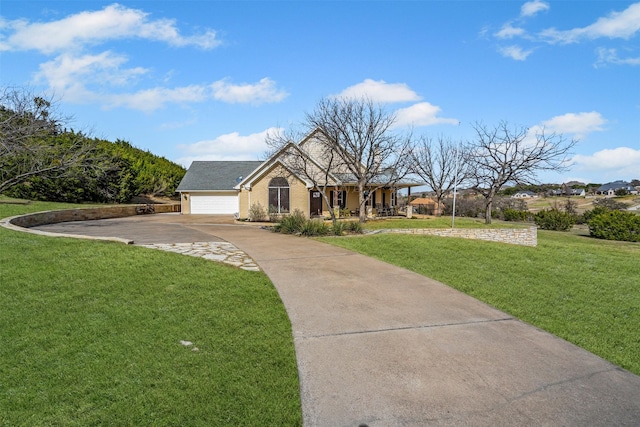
[190,194,238,214]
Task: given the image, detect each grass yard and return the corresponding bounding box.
[0,201,302,426]
[320,228,640,375]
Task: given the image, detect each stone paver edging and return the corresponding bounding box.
[139,242,260,271]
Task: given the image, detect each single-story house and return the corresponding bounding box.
[177,129,422,218]
[596,181,638,196]
[512,191,537,198]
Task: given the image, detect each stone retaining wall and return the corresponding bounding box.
[375,226,537,247]
[8,204,180,228]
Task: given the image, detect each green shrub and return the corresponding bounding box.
[248,202,267,222]
[503,208,530,222]
[534,208,575,231]
[345,220,363,234]
[332,221,346,236]
[300,219,329,236]
[582,206,610,223]
[274,209,307,233]
[588,211,640,242]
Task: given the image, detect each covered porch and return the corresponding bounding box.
[310,183,419,219]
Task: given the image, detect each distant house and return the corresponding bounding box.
[596,181,637,196]
[409,197,444,215]
[512,191,537,198]
[547,188,585,197]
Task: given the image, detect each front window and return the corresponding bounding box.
[268,177,290,214]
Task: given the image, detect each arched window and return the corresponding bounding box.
[268,177,290,213]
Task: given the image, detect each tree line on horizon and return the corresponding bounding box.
[1,87,185,204]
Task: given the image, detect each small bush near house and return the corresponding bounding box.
[588,211,640,242]
[272,211,363,237]
[534,208,575,231]
[300,219,330,236]
[332,221,346,236]
[248,202,268,222]
[345,220,363,234]
[273,209,307,233]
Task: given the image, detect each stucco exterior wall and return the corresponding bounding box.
[238,189,250,218]
[180,193,191,214]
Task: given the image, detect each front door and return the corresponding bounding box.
[310,190,322,216]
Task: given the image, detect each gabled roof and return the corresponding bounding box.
[235,129,343,189]
[597,180,632,192]
[176,161,263,192]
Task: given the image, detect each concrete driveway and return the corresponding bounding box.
[30,213,640,426]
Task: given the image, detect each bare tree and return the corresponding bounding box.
[268,97,414,223]
[0,87,103,194]
[410,135,467,215]
[465,121,577,224]
[308,98,415,223]
[265,127,345,224]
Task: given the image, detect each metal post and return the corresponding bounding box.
[452,145,459,229]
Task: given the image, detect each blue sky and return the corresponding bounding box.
[1,1,639,185]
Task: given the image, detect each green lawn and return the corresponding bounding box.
[321,227,640,375]
[0,200,302,426]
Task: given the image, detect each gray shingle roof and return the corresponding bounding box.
[176,161,263,192]
[597,180,632,192]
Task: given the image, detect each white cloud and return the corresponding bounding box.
[498,45,533,60]
[0,3,220,54]
[175,128,280,166]
[32,49,288,111]
[393,102,458,128]
[210,78,288,104]
[333,79,421,103]
[520,1,550,18]
[540,3,640,44]
[35,52,147,96]
[539,111,606,137]
[572,147,640,178]
[595,47,640,67]
[1,4,253,112]
[495,24,526,39]
[106,85,209,112]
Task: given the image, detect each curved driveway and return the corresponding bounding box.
[31,214,640,426]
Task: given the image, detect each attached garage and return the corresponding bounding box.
[176,161,263,215]
[189,192,238,214]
